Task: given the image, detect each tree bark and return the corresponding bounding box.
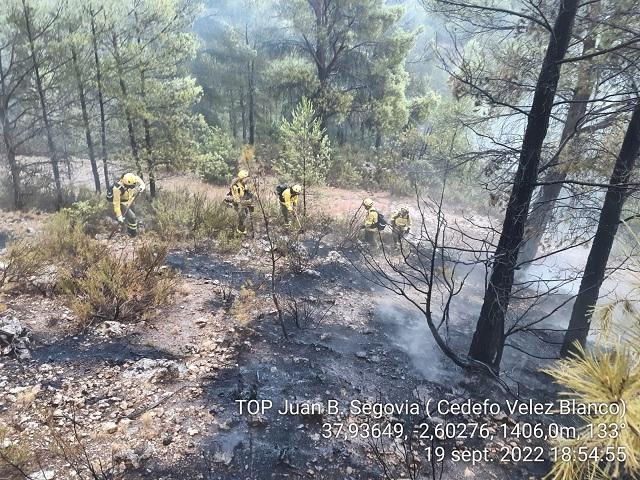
[248,58,255,145]
[71,42,101,193]
[140,72,156,198]
[22,0,63,208]
[519,32,597,266]
[111,32,142,176]
[468,0,579,372]
[229,89,238,140]
[560,101,640,356]
[90,8,109,188]
[0,48,22,209]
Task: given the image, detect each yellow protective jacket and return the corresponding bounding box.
[230,177,248,203]
[364,208,379,230]
[391,211,411,230]
[112,174,145,217]
[280,188,299,212]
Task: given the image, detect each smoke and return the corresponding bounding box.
[374,297,463,383]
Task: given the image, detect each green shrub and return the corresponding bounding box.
[150,190,240,250]
[60,195,110,235]
[194,123,235,184]
[60,242,175,327]
[274,97,331,185]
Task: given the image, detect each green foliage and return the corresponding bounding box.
[193,120,236,184]
[275,98,331,185]
[150,190,240,251]
[60,196,110,235]
[1,212,175,328]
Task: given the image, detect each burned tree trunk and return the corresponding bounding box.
[519,32,597,266]
[468,0,579,372]
[71,42,101,193]
[561,101,640,356]
[90,7,109,188]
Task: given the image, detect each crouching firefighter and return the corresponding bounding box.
[276,183,302,227]
[361,198,386,248]
[107,173,145,237]
[390,206,411,247]
[227,169,253,235]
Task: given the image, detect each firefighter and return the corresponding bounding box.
[230,169,252,234]
[278,184,302,226]
[362,198,380,247]
[110,173,145,237]
[390,206,411,247]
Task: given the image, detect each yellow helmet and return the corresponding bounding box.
[122,173,138,186]
[291,184,302,194]
[238,169,249,179]
[362,198,374,208]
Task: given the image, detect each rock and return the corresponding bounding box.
[355,351,367,359]
[464,467,475,477]
[304,269,321,278]
[195,318,209,328]
[0,317,31,360]
[325,250,348,265]
[113,448,140,470]
[102,421,118,434]
[122,358,186,383]
[212,450,233,465]
[319,333,330,341]
[97,321,124,337]
[161,432,173,446]
[187,427,199,436]
[248,414,268,427]
[29,470,55,480]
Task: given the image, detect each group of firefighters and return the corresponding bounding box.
[107,170,411,246]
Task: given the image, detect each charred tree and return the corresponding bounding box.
[561,101,640,356]
[519,15,599,266]
[22,0,63,208]
[71,42,101,193]
[89,7,109,188]
[468,0,580,371]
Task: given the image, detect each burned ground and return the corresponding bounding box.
[0,188,596,480]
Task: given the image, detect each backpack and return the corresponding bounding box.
[275,184,288,202]
[376,212,387,231]
[105,180,120,202]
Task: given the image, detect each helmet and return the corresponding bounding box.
[238,169,249,179]
[400,205,409,213]
[122,173,138,186]
[362,198,374,208]
[291,184,302,194]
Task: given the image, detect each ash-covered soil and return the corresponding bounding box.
[0,203,579,480]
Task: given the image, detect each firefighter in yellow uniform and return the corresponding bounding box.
[111,173,145,237]
[278,184,302,226]
[390,206,411,247]
[362,198,379,247]
[230,169,252,234]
